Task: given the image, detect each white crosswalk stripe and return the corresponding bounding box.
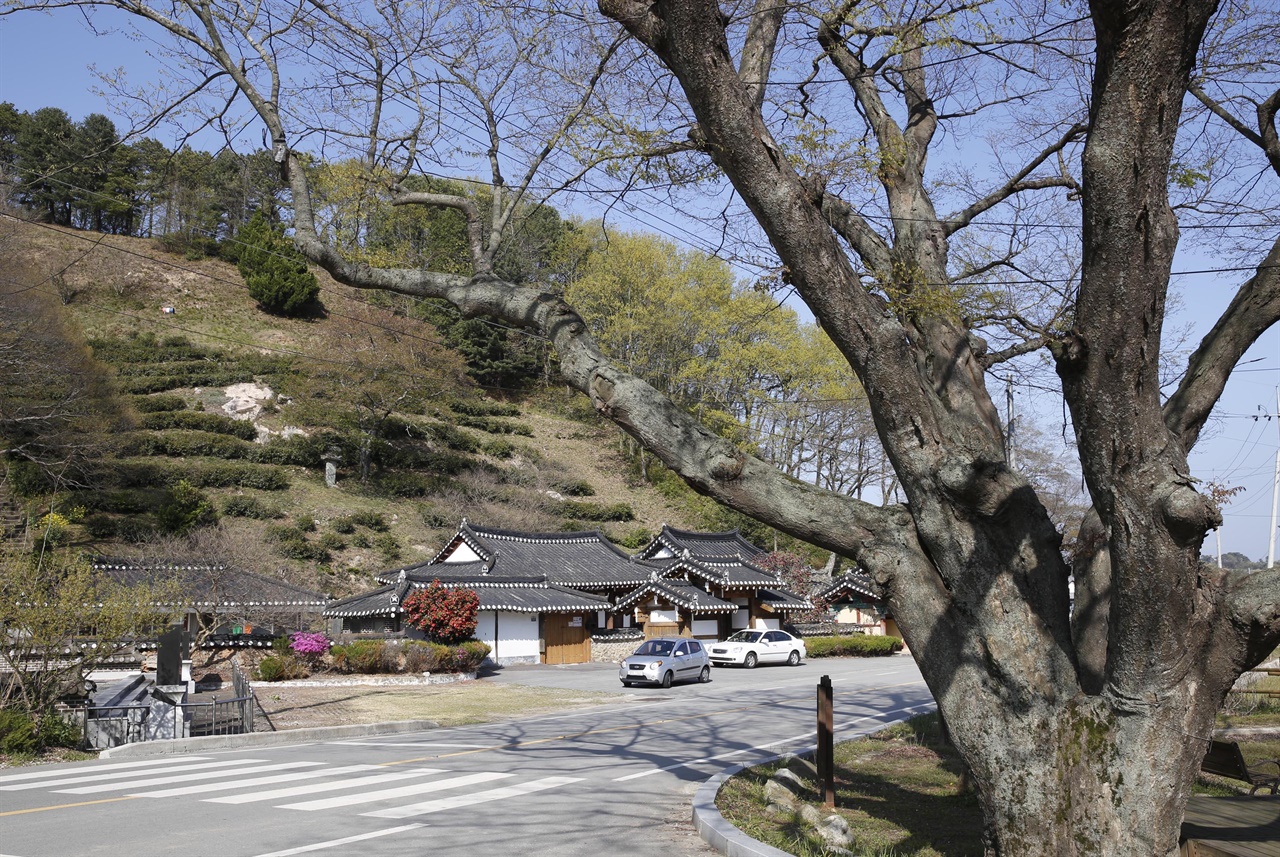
[56,762,322,794]
[1,758,266,791]
[131,764,384,798]
[205,768,445,805]
[0,752,584,821]
[277,771,513,812]
[0,756,209,785]
[362,776,583,819]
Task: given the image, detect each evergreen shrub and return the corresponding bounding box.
[804,635,904,657]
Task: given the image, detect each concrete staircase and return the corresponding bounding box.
[0,480,28,539]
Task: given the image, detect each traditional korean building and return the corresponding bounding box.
[324,520,813,665]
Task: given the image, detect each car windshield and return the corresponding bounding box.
[634,640,675,656]
[726,631,763,643]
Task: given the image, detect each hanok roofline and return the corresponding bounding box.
[92,558,331,608]
[327,520,813,625]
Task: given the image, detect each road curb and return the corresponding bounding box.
[99,719,440,758]
[692,703,935,857]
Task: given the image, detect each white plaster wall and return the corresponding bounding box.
[650,609,679,624]
[445,544,481,562]
[476,610,541,664]
[692,619,720,638]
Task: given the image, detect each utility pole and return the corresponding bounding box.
[1005,377,1017,471]
[1269,389,1280,568]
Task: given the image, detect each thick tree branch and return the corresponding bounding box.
[1164,236,1280,450]
[1224,567,1280,669]
[737,0,784,111]
[390,190,490,275]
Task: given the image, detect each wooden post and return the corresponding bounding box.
[817,674,835,807]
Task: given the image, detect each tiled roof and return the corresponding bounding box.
[757,587,816,610]
[614,579,740,614]
[324,580,609,617]
[638,525,766,561]
[815,572,880,603]
[660,556,781,588]
[428,521,654,588]
[92,558,330,608]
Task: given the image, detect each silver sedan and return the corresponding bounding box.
[618,637,712,688]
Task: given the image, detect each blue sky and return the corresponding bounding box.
[4,8,1280,562]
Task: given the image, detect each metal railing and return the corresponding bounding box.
[62,689,255,749]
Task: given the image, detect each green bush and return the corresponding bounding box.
[554,480,595,497]
[254,655,309,681]
[329,640,395,673]
[141,411,258,440]
[482,438,516,459]
[374,532,402,561]
[350,510,389,532]
[377,472,434,497]
[130,394,188,413]
[449,400,521,418]
[456,415,535,436]
[331,516,356,534]
[561,501,635,522]
[122,430,257,460]
[0,709,40,755]
[317,532,346,551]
[0,709,81,755]
[82,513,119,538]
[222,495,284,519]
[428,422,482,453]
[113,460,290,491]
[804,635,904,657]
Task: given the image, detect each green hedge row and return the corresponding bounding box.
[560,500,635,522]
[328,639,491,674]
[805,635,904,657]
[141,411,258,440]
[455,415,534,436]
[449,400,521,418]
[117,371,254,394]
[113,459,290,490]
[121,430,257,460]
[129,394,188,413]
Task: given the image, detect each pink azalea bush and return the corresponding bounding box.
[289,631,331,657]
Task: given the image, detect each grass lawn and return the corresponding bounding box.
[716,714,984,857]
[718,705,1280,856]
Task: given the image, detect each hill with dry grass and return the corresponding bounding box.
[3,216,734,598]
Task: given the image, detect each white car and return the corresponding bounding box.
[709,629,806,668]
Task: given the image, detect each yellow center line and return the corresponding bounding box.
[0,795,139,817]
[378,678,926,767]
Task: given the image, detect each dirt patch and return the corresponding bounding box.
[252,680,625,731]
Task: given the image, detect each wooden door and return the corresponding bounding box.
[543,614,590,665]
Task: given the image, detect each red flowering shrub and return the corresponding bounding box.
[401,580,480,644]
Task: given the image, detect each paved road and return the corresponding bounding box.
[0,656,930,857]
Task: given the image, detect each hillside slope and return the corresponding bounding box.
[4,218,709,597]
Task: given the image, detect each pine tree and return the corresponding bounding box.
[236,210,319,315]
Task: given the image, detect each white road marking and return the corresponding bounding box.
[613,731,816,781]
[56,762,321,794]
[325,742,490,749]
[131,764,383,797]
[206,768,445,804]
[278,772,512,811]
[249,824,425,856]
[1,758,265,791]
[363,777,583,819]
[0,756,209,784]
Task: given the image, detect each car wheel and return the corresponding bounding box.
[661,670,673,688]
[621,680,633,687]
[698,665,711,683]
[744,652,758,669]
[787,650,801,666]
